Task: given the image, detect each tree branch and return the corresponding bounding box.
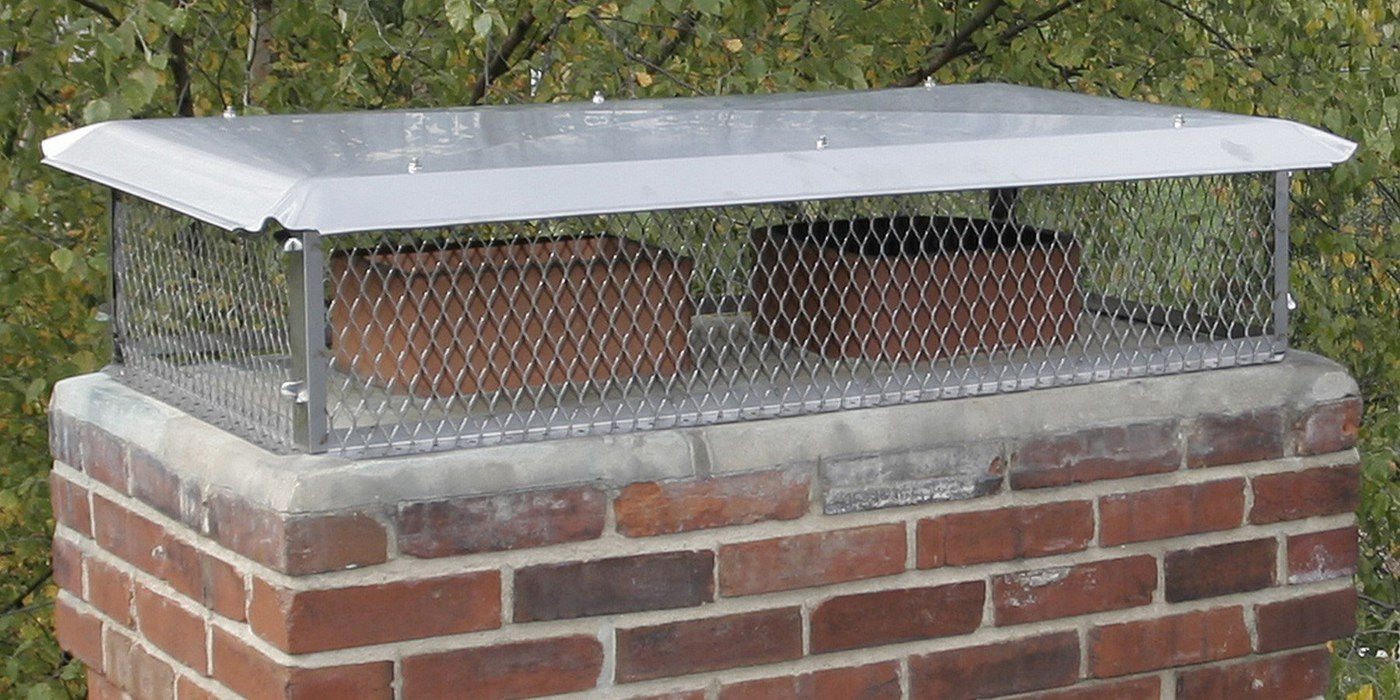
[648,11,698,68]
[1151,0,1277,86]
[470,10,537,104]
[1,568,51,616]
[70,0,118,24]
[169,32,194,117]
[244,0,277,107]
[897,0,1005,87]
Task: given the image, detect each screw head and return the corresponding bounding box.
[923,76,937,89]
[281,237,304,253]
[407,157,423,174]
[815,135,829,150]
[1173,114,1186,129]
[222,106,237,119]
[591,90,606,104]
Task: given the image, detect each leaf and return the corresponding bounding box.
[472,11,493,36]
[444,0,473,32]
[49,248,75,274]
[722,38,743,52]
[82,98,112,124]
[1347,684,1374,700]
[634,71,654,87]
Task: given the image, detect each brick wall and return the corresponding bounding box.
[48,359,1362,699]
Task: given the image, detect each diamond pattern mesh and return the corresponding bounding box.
[111,174,1280,457]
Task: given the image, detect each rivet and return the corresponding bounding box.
[815,135,829,150]
[592,90,606,104]
[407,157,422,174]
[281,237,304,253]
[923,76,937,89]
[222,106,237,119]
[1173,114,1186,128]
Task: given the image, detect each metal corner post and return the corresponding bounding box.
[1272,170,1292,352]
[286,230,329,452]
[108,189,126,364]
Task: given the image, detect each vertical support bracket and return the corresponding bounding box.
[285,230,328,453]
[108,189,126,364]
[1271,170,1292,354]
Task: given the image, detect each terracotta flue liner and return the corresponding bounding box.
[329,235,694,398]
[752,215,1081,362]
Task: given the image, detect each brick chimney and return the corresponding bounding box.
[50,351,1360,699]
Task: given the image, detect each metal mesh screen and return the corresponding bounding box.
[111,194,295,450]
[109,173,1283,457]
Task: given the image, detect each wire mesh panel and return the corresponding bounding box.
[311,172,1281,456]
[111,195,296,450]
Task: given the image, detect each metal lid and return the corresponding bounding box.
[41,83,1356,234]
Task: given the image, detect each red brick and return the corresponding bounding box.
[87,669,124,700]
[1176,647,1330,699]
[1098,479,1244,546]
[397,486,605,557]
[92,493,166,574]
[1256,587,1357,652]
[615,471,809,537]
[993,555,1156,625]
[1164,538,1276,602]
[719,660,901,700]
[105,628,176,700]
[129,448,199,526]
[616,608,803,683]
[208,491,388,574]
[1251,464,1360,524]
[135,586,208,674]
[1287,526,1358,584]
[401,635,603,699]
[917,501,1091,568]
[1293,397,1362,456]
[1188,408,1286,467]
[909,631,1081,699]
[248,570,500,653]
[79,422,128,494]
[51,536,82,594]
[159,539,246,622]
[720,524,905,596]
[53,595,103,672]
[627,692,707,700]
[1089,606,1250,677]
[177,677,221,700]
[1010,420,1180,489]
[514,550,713,622]
[1032,676,1162,700]
[211,626,393,700]
[810,581,984,653]
[87,556,135,626]
[49,470,92,536]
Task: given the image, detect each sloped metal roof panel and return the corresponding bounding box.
[41,83,1357,234]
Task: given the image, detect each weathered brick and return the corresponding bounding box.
[401,635,603,699]
[616,471,809,537]
[1255,587,1356,653]
[1010,420,1180,490]
[79,422,128,494]
[1089,606,1250,677]
[1164,538,1276,603]
[810,581,984,653]
[1287,526,1358,584]
[1098,479,1245,546]
[993,555,1156,625]
[616,608,803,683]
[53,595,103,672]
[718,660,901,700]
[1188,408,1285,467]
[134,586,208,674]
[627,692,707,700]
[105,628,176,700]
[917,501,1091,568]
[397,486,605,557]
[211,626,394,700]
[176,676,221,700]
[1176,647,1330,699]
[1251,464,1361,524]
[249,570,500,653]
[87,556,135,626]
[208,491,388,575]
[93,492,166,574]
[1292,397,1362,456]
[51,536,82,594]
[163,541,247,622]
[909,631,1080,699]
[719,524,905,596]
[129,448,201,527]
[49,470,92,536]
[820,442,1005,514]
[1033,676,1162,700]
[514,550,714,622]
[49,411,81,472]
[87,669,124,700]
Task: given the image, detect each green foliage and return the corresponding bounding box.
[1,1,1395,696]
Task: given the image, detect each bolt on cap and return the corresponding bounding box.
[1173,114,1186,128]
[407,157,423,174]
[592,91,606,104]
[816,135,829,150]
[222,106,237,119]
